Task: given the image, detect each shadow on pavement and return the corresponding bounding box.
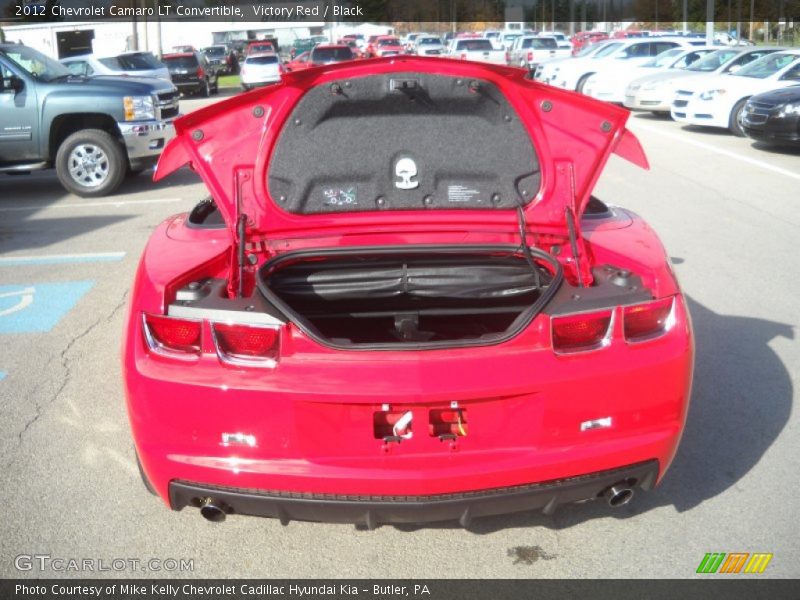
[393,295,794,534]
[0,167,204,253]
[748,141,800,157]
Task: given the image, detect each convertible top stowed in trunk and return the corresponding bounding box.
[258,246,561,349]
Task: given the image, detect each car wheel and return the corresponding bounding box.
[576,74,593,94]
[135,452,157,496]
[55,129,126,198]
[242,83,250,91]
[201,79,211,97]
[213,78,219,94]
[729,98,748,137]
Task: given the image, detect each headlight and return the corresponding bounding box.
[123,95,155,121]
[778,103,800,117]
[699,89,726,101]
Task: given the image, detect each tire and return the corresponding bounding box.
[135,452,157,496]
[212,78,219,94]
[201,79,211,97]
[576,73,594,94]
[242,84,250,92]
[729,98,748,137]
[55,129,126,198]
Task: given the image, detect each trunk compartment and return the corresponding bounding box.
[258,247,561,348]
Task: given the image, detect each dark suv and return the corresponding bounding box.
[162,52,219,97]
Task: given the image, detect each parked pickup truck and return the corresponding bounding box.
[508,36,570,71]
[447,38,506,65]
[0,43,179,197]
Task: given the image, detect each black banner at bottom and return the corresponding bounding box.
[2,579,800,600]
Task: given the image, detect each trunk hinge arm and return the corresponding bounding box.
[563,162,592,287]
[230,168,254,298]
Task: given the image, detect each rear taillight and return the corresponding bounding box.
[240,66,246,76]
[527,51,533,62]
[212,322,280,366]
[460,53,467,60]
[551,309,613,354]
[623,297,674,343]
[197,66,205,78]
[143,314,201,359]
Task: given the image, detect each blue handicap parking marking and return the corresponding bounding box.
[0,281,94,334]
[0,371,6,380]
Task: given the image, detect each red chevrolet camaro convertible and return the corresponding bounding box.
[122,57,694,525]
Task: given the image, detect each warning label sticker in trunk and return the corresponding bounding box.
[448,185,481,203]
[323,187,357,207]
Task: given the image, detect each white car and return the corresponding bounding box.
[414,35,445,56]
[534,37,706,92]
[508,36,570,70]
[403,32,424,52]
[61,52,171,81]
[582,46,715,103]
[539,31,573,51]
[671,49,800,135]
[447,38,507,65]
[624,47,783,114]
[240,53,282,91]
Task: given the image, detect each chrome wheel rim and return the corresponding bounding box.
[67,144,110,188]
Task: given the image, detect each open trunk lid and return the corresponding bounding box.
[155,56,647,246]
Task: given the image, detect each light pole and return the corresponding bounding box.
[683,0,688,34]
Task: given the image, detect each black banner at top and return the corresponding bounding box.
[0,0,798,24]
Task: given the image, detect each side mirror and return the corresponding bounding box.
[3,75,24,94]
[727,65,741,74]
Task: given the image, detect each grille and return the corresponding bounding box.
[156,90,180,120]
[673,99,689,108]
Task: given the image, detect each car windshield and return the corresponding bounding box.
[99,52,163,71]
[163,55,198,69]
[593,42,624,58]
[687,49,742,72]
[201,47,226,57]
[246,55,278,65]
[642,48,683,68]
[456,39,493,51]
[0,44,70,81]
[311,47,353,62]
[734,52,799,78]
[419,37,441,45]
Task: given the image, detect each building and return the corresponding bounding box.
[0,20,333,58]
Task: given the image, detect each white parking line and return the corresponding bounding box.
[633,122,800,183]
[0,252,125,266]
[0,197,184,212]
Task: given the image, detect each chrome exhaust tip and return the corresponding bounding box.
[603,484,634,508]
[199,497,228,522]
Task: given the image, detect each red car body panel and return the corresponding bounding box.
[284,51,312,72]
[126,57,693,523]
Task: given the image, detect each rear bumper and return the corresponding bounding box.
[170,460,659,525]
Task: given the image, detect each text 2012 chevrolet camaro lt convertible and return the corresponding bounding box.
[123,57,694,525]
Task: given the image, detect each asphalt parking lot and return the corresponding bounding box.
[0,86,798,579]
